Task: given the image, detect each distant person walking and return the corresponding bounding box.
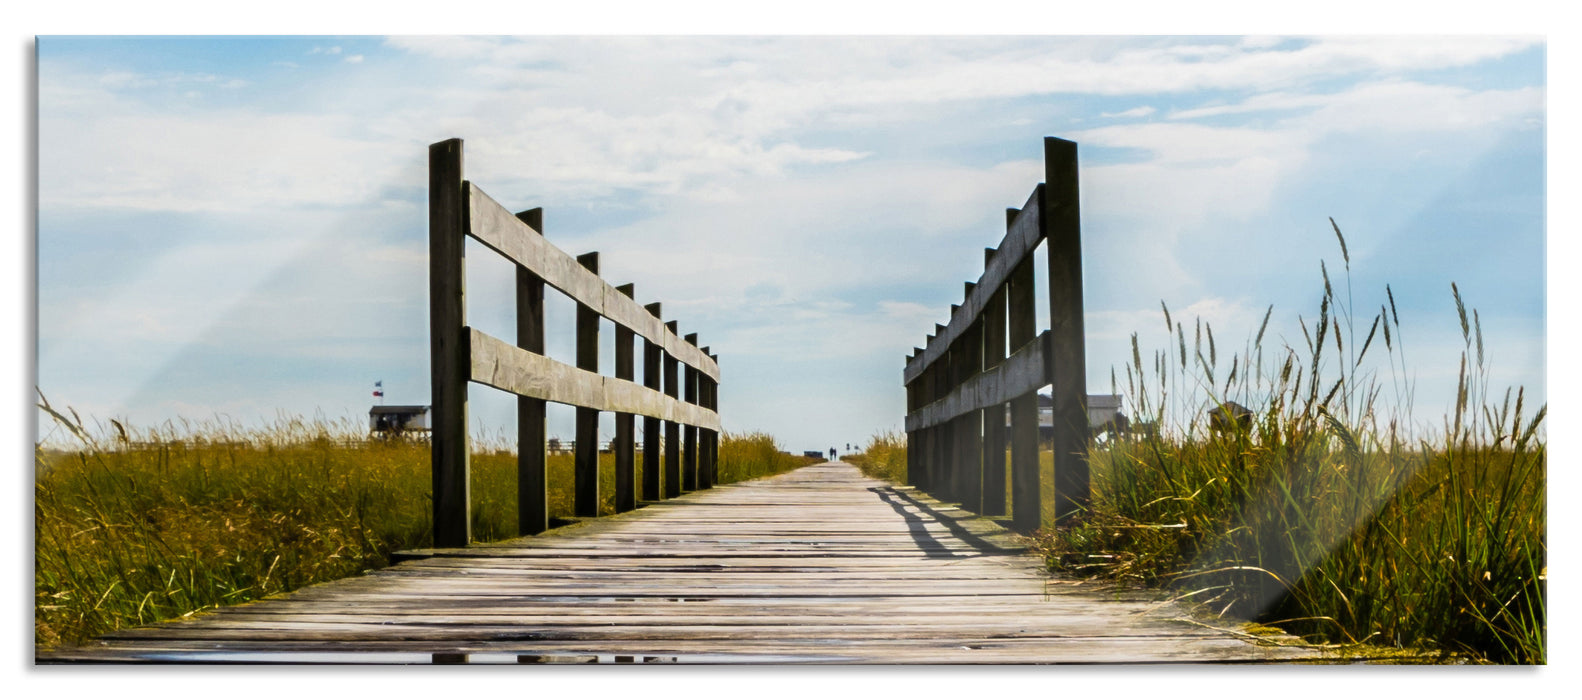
[829,447,836,461]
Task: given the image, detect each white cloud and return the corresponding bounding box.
[1102,106,1156,119]
[345,54,364,64]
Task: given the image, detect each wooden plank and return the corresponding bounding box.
[903,331,1048,431]
[980,247,1008,517]
[428,138,470,548]
[1043,137,1090,523]
[575,252,601,518]
[683,333,699,492]
[614,283,637,513]
[663,322,681,499]
[956,310,982,513]
[468,330,721,431]
[1007,252,1041,534]
[465,182,719,380]
[642,303,663,500]
[515,208,549,536]
[903,185,1044,385]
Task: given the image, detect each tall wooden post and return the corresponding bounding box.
[981,248,1008,517]
[958,285,983,513]
[663,321,682,499]
[706,352,721,487]
[574,251,601,518]
[911,350,923,487]
[641,303,663,501]
[614,283,637,513]
[683,333,699,491]
[515,207,548,535]
[698,348,715,490]
[429,138,470,548]
[1007,206,1042,534]
[980,251,1006,513]
[1044,137,1090,523]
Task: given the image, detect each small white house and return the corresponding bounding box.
[369,405,430,435]
[1087,394,1124,429]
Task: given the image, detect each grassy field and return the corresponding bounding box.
[34,409,812,649]
[855,226,1545,664]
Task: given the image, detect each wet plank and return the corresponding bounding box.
[38,463,1325,665]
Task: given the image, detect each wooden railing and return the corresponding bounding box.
[429,138,721,547]
[903,137,1089,533]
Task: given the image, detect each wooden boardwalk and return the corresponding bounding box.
[40,463,1324,664]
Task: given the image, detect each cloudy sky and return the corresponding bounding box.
[35,35,1545,450]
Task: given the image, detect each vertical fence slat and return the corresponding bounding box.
[698,346,715,490]
[574,251,601,518]
[1007,205,1041,534]
[981,247,1008,517]
[959,288,983,513]
[429,138,471,548]
[1043,137,1090,523]
[641,302,663,501]
[663,321,682,499]
[683,333,699,491]
[614,283,637,513]
[515,207,549,535]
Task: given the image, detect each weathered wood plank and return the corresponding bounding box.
[1007,253,1042,534]
[468,330,721,431]
[980,246,1008,517]
[904,330,1048,431]
[1043,136,1090,522]
[515,208,549,536]
[429,138,470,548]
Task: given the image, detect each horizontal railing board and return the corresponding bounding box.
[903,185,1043,385]
[905,332,1051,431]
[467,183,720,380]
[470,329,721,431]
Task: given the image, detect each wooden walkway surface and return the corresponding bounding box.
[40,463,1323,664]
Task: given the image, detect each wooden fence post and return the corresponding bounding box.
[698,347,715,490]
[710,353,720,486]
[663,321,682,499]
[1007,205,1042,534]
[683,333,699,491]
[429,138,471,548]
[574,251,601,518]
[942,314,960,505]
[927,330,945,497]
[642,303,663,501]
[911,348,923,490]
[1043,137,1090,523]
[981,247,1008,517]
[515,207,548,535]
[614,283,637,513]
[958,284,983,513]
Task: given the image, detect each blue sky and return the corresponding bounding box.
[35,35,1546,450]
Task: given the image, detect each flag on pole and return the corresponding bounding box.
[373,380,384,398]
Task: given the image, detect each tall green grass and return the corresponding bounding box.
[716,431,821,483]
[34,408,810,649]
[847,430,907,483]
[1033,222,1545,663]
[857,222,1544,663]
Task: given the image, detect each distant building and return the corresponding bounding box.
[369,405,430,436]
[1004,394,1127,440]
